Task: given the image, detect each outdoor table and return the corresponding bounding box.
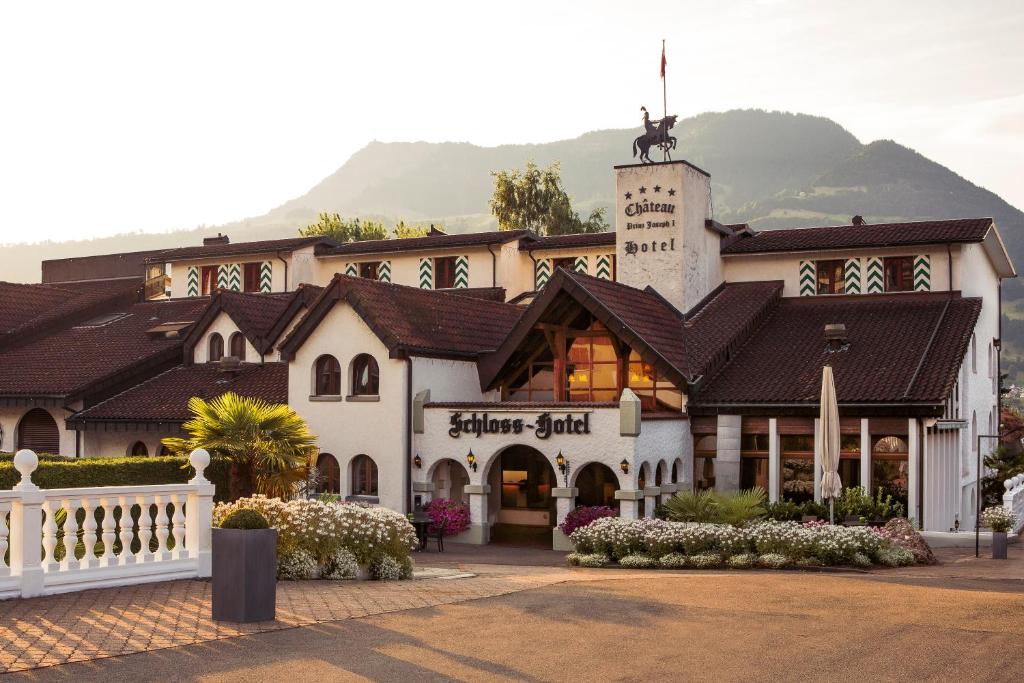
[410,513,431,550]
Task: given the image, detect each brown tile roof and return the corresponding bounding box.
[280,275,524,360]
[721,218,994,255]
[525,232,616,251]
[0,297,208,399]
[447,287,508,302]
[320,230,534,257]
[145,236,337,263]
[68,362,288,424]
[690,292,980,408]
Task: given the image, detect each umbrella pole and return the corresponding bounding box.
[829,498,834,525]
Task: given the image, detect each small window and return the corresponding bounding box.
[158,444,172,456]
[553,257,576,273]
[17,409,59,454]
[351,354,380,396]
[816,260,845,294]
[201,266,219,295]
[229,332,247,360]
[434,256,457,289]
[243,263,261,292]
[317,453,340,494]
[359,262,381,279]
[130,441,149,457]
[208,333,224,362]
[314,355,342,396]
[351,454,378,496]
[884,256,914,292]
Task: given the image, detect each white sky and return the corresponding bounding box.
[1,0,1022,244]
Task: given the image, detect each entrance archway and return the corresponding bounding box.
[430,458,470,504]
[574,462,619,509]
[17,409,59,454]
[486,445,556,546]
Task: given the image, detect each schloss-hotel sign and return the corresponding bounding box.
[448,411,591,439]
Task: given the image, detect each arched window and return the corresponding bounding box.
[351,454,378,497]
[208,333,224,362]
[129,441,149,457]
[17,409,59,454]
[350,354,380,396]
[671,460,679,484]
[158,443,172,456]
[314,355,341,395]
[317,453,340,494]
[229,332,246,361]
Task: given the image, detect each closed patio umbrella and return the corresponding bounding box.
[819,365,843,523]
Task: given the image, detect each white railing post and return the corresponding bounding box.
[1004,474,1024,534]
[185,449,215,578]
[10,450,45,598]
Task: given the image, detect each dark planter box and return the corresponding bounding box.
[212,527,278,623]
[992,531,1008,560]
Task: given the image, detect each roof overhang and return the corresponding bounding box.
[982,223,1017,279]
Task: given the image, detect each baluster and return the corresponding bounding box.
[80,498,99,569]
[117,496,135,565]
[57,498,74,571]
[41,501,59,572]
[136,495,153,563]
[171,495,186,560]
[99,497,117,566]
[0,503,10,575]
[154,496,171,561]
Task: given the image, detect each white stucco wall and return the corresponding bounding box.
[80,430,175,458]
[169,254,289,298]
[411,357,494,403]
[313,247,499,292]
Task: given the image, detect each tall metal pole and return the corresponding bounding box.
[662,39,667,121]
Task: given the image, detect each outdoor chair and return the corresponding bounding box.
[428,518,447,552]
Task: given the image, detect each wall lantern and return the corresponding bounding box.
[413,454,422,469]
[619,459,630,475]
[467,449,477,472]
[555,451,567,475]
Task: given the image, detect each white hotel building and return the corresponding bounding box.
[0,159,1012,548]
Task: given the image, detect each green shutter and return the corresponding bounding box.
[186,266,200,297]
[227,263,241,291]
[535,258,552,289]
[378,260,391,283]
[866,257,883,293]
[573,255,588,274]
[595,254,613,280]
[454,255,469,288]
[914,254,931,291]
[799,260,816,296]
[344,263,357,277]
[259,261,272,293]
[419,257,432,289]
[844,258,861,295]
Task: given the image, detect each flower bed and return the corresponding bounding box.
[566,517,929,570]
[558,505,617,536]
[422,498,471,536]
[214,495,418,580]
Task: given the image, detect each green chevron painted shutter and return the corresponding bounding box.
[259,261,272,293]
[344,263,357,277]
[573,255,588,274]
[535,258,552,289]
[799,260,815,296]
[454,255,469,288]
[914,254,930,291]
[378,260,391,283]
[227,263,241,291]
[186,266,200,297]
[866,257,883,293]
[419,257,432,289]
[595,254,613,280]
[217,264,229,291]
[844,258,861,294]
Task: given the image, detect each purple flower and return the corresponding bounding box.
[559,506,617,536]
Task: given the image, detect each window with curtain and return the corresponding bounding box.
[314,355,341,395]
[350,354,380,396]
[884,256,914,292]
[208,333,224,362]
[351,454,378,496]
[434,256,457,288]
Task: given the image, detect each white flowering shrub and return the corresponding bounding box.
[851,552,872,568]
[657,552,689,569]
[215,495,418,579]
[321,548,358,579]
[981,506,1017,533]
[577,553,611,568]
[758,553,791,569]
[371,555,404,581]
[618,553,656,569]
[278,548,318,580]
[688,552,722,569]
[726,553,757,569]
[877,545,915,567]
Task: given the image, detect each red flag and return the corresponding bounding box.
[660,42,666,79]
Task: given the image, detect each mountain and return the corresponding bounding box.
[4,109,1024,376]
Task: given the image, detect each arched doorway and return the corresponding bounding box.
[316,453,340,494]
[486,445,556,547]
[17,409,59,454]
[574,462,619,509]
[129,441,149,457]
[430,458,470,504]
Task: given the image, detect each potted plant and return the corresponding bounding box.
[212,508,278,622]
[981,506,1017,560]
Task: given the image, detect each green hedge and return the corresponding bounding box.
[0,455,232,502]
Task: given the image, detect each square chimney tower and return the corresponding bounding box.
[614,160,720,313]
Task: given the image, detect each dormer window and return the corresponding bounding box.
[208,333,224,362]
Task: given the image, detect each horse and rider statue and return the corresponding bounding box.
[633,106,678,164]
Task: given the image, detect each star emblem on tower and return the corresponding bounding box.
[638,186,647,194]
[624,191,632,200]
[667,188,676,197]
[653,185,661,193]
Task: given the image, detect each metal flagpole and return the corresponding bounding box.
[661,40,667,161]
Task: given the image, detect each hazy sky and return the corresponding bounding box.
[1,0,1022,244]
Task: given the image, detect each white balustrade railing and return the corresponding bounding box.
[1,448,214,600]
[1004,474,1024,535]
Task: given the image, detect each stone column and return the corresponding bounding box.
[615,489,643,520]
[814,418,823,503]
[659,483,678,506]
[412,481,434,509]
[11,450,44,598]
[463,484,490,545]
[552,487,577,551]
[768,418,780,503]
[715,415,741,492]
[643,487,661,518]
[860,418,871,493]
[908,418,920,528]
[185,449,215,578]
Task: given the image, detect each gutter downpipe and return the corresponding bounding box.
[276,251,289,293]
[527,248,538,292]
[487,244,498,288]
[405,355,414,513]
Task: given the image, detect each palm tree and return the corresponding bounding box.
[162,393,317,500]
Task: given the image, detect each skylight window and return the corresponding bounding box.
[75,312,130,328]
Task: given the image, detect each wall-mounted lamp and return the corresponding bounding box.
[619,459,630,475]
[467,449,477,472]
[413,454,422,469]
[555,451,567,475]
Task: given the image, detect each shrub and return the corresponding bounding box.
[726,553,758,569]
[877,545,915,567]
[657,552,689,569]
[875,518,937,565]
[618,553,656,569]
[321,548,358,579]
[278,548,318,580]
[422,498,471,536]
[688,552,722,569]
[764,500,803,522]
[662,489,719,523]
[981,506,1017,533]
[662,488,766,526]
[558,505,617,536]
[851,552,872,568]
[576,553,611,568]
[219,508,269,530]
[371,555,404,581]
[758,553,791,569]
